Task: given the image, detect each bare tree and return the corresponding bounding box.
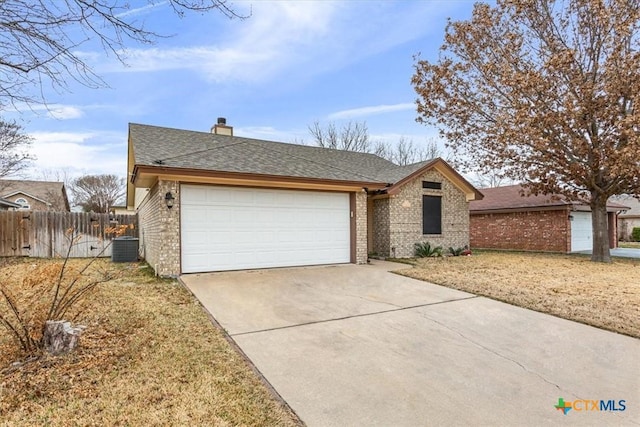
[472,171,513,189]
[412,0,640,262]
[0,0,246,107]
[389,137,443,166]
[0,118,33,182]
[309,121,371,152]
[69,174,125,213]
[309,121,440,165]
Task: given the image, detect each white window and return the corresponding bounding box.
[15,198,30,210]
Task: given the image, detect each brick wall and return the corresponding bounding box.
[8,194,50,211]
[138,180,181,276]
[470,208,570,252]
[372,198,390,256]
[372,170,470,258]
[619,217,640,241]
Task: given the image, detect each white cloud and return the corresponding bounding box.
[92,1,453,84]
[328,103,415,120]
[7,103,85,120]
[27,131,126,178]
[46,105,85,120]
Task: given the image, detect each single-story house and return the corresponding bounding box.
[0,179,70,212]
[470,184,628,252]
[127,120,483,276]
[0,197,21,210]
[614,197,640,241]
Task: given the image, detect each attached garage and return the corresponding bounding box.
[181,185,351,273]
[569,211,593,252]
[470,185,623,253]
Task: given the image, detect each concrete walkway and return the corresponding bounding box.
[181,261,639,426]
[575,248,640,258]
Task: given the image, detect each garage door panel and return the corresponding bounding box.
[181,185,351,273]
[571,212,593,252]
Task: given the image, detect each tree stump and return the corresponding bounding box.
[43,321,85,355]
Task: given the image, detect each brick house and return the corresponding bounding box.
[0,180,70,212]
[470,185,627,253]
[614,197,640,241]
[127,121,482,276]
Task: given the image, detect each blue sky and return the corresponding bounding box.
[8,0,477,180]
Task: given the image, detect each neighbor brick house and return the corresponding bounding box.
[0,180,70,212]
[127,120,482,276]
[470,185,627,253]
[614,197,640,241]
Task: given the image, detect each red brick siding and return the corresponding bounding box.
[470,209,570,252]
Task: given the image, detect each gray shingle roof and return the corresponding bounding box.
[613,196,640,217]
[0,179,68,205]
[129,123,428,184]
[471,184,629,212]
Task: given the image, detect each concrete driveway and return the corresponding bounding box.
[575,248,640,258]
[181,261,639,426]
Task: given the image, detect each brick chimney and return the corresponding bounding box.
[211,117,233,136]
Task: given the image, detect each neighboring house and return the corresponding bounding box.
[110,205,136,215]
[127,120,482,276]
[0,197,21,211]
[0,180,71,212]
[470,184,628,253]
[614,197,640,241]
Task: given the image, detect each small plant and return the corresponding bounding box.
[449,246,473,256]
[449,247,464,256]
[632,227,640,242]
[414,241,443,258]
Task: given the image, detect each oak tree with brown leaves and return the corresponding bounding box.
[412,0,639,262]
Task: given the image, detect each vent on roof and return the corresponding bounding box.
[211,117,233,136]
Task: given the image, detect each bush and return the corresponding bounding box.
[414,242,443,258]
[449,246,472,256]
[632,227,640,242]
[0,225,130,355]
[449,247,464,256]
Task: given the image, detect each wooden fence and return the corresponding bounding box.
[0,211,137,258]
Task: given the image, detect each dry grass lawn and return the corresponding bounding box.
[0,258,301,426]
[398,251,640,338]
[619,241,640,249]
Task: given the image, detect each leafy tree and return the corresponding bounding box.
[0,0,245,107]
[309,121,441,165]
[0,118,33,181]
[412,0,639,262]
[70,174,125,213]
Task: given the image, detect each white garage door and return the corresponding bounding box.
[181,185,351,273]
[570,212,593,252]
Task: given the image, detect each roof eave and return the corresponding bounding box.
[131,164,389,192]
[385,158,483,201]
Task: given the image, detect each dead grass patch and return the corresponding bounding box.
[0,258,301,426]
[399,252,640,338]
[619,241,640,249]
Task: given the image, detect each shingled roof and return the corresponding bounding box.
[129,123,404,184]
[614,197,640,217]
[0,179,70,211]
[471,184,629,213]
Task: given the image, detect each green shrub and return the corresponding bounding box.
[414,242,442,258]
[449,247,464,256]
[632,227,640,242]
